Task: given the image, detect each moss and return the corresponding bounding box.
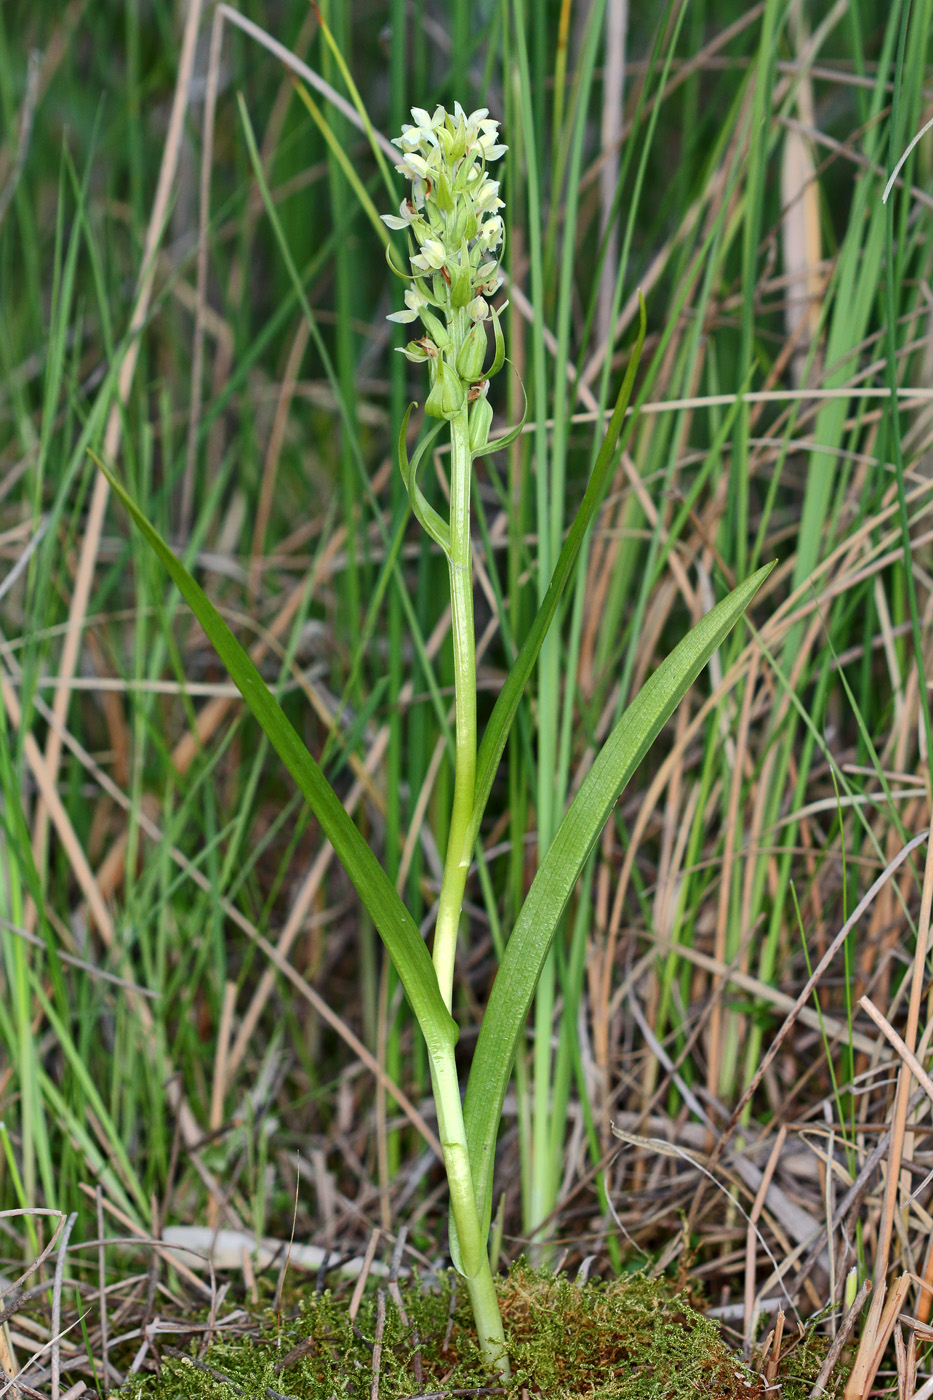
[125,1261,844,1400]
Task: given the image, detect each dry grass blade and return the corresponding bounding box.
[37,0,207,874]
[845,1274,912,1400]
[50,1213,77,1400]
[846,816,933,1394]
[0,50,39,230]
[809,1278,871,1399]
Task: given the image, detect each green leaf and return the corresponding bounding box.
[91,453,457,1059]
[461,559,775,1244]
[468,295,647,849]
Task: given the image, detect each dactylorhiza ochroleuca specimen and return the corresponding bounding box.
[380,102,514,1379]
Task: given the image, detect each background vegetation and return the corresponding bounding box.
[2,0,933,1394]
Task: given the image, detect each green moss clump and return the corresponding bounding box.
[124,1261,843,1400]
[494,1262,755,1398]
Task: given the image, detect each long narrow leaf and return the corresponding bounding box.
[92,455,458,1057]
[462,560,775,1240]
[468,295,647,849]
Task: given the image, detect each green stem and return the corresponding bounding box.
[431,1044,510,1380]
[432,401,477,1010]
[429,393,508,1377]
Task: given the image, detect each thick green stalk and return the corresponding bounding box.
[381,100,510,1372]
[429,375,508,1379]
[431,1043,509,1379]
[432,400,477,1010]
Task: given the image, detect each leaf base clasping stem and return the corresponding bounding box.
[432,399,476,1011]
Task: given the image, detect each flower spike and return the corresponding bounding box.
[384,103,508,436]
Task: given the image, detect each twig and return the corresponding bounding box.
[162,1347,296,1400]
[51,1214,78,1400]
[95,1188,119,1389]
[808,1279,871,1399]
[859,995,933,1108]
[744,1128,787,1355]
[370,1291,386,1400]
[0,1212,66,1311]
[349,1230,381,1323]
[443,1275,457,1354]
[387,1231,422,1393]
[395,1391,508,1400]
[0,50,39,228]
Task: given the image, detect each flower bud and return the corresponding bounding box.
[425,358,466,420]
[398,337,436,364]
[456,323,487,381]
[469,393,493,452]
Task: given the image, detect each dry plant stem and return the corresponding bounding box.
[808,1278,872,1399]
[33,0,206,914]
[433,402,477,1010]
[846,815,933,1400]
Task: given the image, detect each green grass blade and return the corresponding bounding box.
[462,560,775,1239]
[91,453,457,1058]
[468,296,646,849]
[292,81,392,251]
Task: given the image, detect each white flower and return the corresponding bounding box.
[454,101,489,124]
[473,179,503,216]
[477,217,504,251]
[387,287,428,324]
[477,134,507,161]
[396,152,431,180]
[383,103,508,340]
[381,199,416,231]
[411,105,445,131]
[393,105,446,152]
[400,103,442,144]
[410,238,446,272]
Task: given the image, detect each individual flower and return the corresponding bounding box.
[411,237,447,273]
[381,199,418,231]
[387,286,429,324]
[393,105,445,151]
[476,123,507,161]
[398,336,439,364]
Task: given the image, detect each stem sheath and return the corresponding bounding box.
[431,1046,510,1380]
[433,401,477,1010]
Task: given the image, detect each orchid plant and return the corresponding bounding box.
[95,101,773,1381]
